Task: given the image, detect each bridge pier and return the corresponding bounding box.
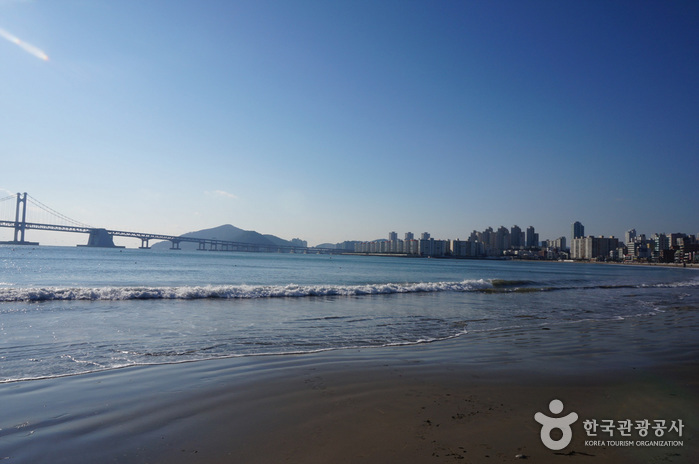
[170,240,181,250]
[139,238,151,249]
[77,229,124,248]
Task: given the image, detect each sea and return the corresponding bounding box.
[1,245,698,383]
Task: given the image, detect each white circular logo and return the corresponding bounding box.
[534,399,579,450]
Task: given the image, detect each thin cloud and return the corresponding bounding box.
[205,190,238,200]
[0,27,49,61]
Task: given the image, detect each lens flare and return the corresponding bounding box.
[0,27,49,61]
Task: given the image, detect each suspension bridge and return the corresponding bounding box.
[0,192,320,253]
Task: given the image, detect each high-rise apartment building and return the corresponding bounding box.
[526,226,538,248]
[625,229,636,245]
[670,233,687,247]
[495,226,510,252]
[290,238,307,247]
[571,236,619,260]
[653,233,669,252]
[510,225,523,249]
[481,227,492,248]
[571,221,585,240]
[546,237,566,250]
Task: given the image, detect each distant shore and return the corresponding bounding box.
[343,251,699,268]
[601,260,698,268]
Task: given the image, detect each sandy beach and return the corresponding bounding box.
[1,305,697,464]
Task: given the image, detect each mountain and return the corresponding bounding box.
[262,234,295,247]
[151,224,298,250]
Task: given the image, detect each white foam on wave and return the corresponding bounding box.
[2,275,697,303]
[0,279,495,302]
[650,277,699,288]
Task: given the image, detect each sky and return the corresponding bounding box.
[1,0,697,247]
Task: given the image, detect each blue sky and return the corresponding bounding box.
[1,0,697,247]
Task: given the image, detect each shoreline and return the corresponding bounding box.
[342,251,699,268]
[1,310,697,463]
[598,260,699,269]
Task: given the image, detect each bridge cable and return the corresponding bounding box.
[26,195,93,228]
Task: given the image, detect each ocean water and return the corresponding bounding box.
[1,246,697,383]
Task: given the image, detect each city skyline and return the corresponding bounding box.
[1,1,697,246]
[346,221,698,262]
[351,221,698,250]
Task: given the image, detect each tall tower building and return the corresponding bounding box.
[571,221,585,240]
[482,227,494,252]
[526,226,537,248]
[625,229,637,245]
[510,225,522,248]
[495,226,511,251]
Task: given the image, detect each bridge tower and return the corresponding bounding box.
[14,192,28,243]
[2,193,39,245]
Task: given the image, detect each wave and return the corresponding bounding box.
[0,279,494,302]
[1,278,696,302]
[0,330,472,384]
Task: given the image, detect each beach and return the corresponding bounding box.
[2,305,697,464]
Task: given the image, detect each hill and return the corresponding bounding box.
[151,224,298,250]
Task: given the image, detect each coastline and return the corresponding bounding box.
[601,261,699,269]
[1,309,697,463]
[342,252,699,268]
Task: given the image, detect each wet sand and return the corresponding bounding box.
[1,309,697,463]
